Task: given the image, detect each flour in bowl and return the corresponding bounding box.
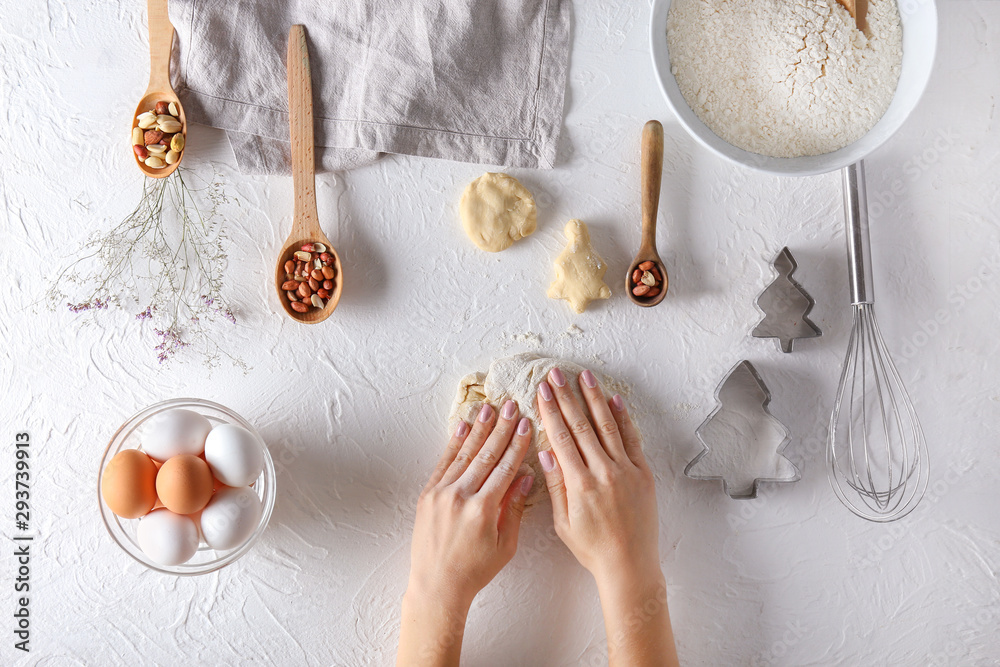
[667,0,903,158]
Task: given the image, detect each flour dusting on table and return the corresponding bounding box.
[667,0,903,158]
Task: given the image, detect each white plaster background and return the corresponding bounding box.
[1,0,999,664]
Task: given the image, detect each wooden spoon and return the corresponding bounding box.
[131,0,187,179]
[836,0,868,31]
[627,120,668,308]
[274,25,343,323]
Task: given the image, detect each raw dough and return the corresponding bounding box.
[459,172,537,252]
[448,353,613,506]
[547,219,612,313]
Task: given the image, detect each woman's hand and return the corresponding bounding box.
[397,400,534,667]
[536,367,678,667]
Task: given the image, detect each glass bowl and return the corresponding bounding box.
[98,398,276,576]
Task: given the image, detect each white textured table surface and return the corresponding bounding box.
[2,1,999,665]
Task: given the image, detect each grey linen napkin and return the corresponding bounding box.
[168,0,572,174]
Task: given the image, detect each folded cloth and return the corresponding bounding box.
[168,0,572,174]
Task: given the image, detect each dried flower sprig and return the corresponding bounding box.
[47,168,247,370]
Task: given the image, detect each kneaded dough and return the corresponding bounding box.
[547,219,612,313]
[459,173,537,252]
[448,353,613,506]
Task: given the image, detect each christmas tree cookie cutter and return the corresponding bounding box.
[752,247,821,353]
[685,360,800,499]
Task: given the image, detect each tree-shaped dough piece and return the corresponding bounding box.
[685,361,799,499]
[547,219,612,314]
[752,247,821,353]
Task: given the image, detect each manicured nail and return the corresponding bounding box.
[520,476,535,495]
[517,417,530,436]
[501,400,516,420]
[550,367,566,387]
[479,403,493,422]
[581,369,597,388]
[612,394,624,411]
[538,381,554,402]
[538,450,556,472]
[455,421,469,438]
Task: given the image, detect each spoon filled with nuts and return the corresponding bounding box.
[130,0,187,178]
[627,120,668,307]
[275,25,343,323]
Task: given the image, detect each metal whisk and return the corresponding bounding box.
[827,161,929,522]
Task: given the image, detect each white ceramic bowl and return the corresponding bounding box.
[649,0,938,176]
[98,398,276,576]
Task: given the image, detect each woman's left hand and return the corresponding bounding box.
[398,400,534,667]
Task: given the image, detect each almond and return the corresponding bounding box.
[144,130,163,145]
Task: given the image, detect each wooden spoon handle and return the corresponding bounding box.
[287,25,319,228]
[146,0,174,92]
[641,120,664,253]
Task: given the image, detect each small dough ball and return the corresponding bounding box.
[459,172,537,252]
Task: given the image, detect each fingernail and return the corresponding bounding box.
[501,400,516,420]
[550,367,566,387]
[520,476,534,495]
[479,403,493,422]
[538,450,555,472]
[455,421,469,437]
[517,417,530,435]
[538,381,553,402]
[581,369,597,388]
[612,394,624,411]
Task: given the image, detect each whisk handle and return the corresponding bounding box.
[843,162,875,305]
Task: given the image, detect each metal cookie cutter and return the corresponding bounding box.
[751,247,821,353]
[685,360,800,499]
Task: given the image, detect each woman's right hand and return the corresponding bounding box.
[535,366,660,582]
[535,367,678,667]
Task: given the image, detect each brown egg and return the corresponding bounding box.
[102,449,158,519]
[155,454,214,515]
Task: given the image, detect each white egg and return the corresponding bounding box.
[142,408,212,461]
[200,486,262,551]
[204,424,264,487]
[136,509,200,566]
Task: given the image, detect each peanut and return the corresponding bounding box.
[281,280,298,291]
[284,260,296,274]
[290,301,309,313]
[322,280,333,290]
[638,260,654,271]
[317,288,330,299]
[133,145,149,160]
[297,282,312,299]
[308,278,320,290]
[632,284,651,297]
[321,266,335,280]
